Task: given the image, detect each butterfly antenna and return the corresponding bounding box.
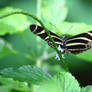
[49,22,63,36]
[63,24,74,35]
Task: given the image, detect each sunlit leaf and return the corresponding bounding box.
[81,85,92,92]
[42,0,67,25]
[0,7,30,35]
[55,22,92,35]
[34,72,80,92]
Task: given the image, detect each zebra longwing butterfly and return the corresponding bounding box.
[30,24,92,55]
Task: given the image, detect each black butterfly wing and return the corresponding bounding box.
[65,31,92,54]
[30,24,63,48]
[30,24,92,55]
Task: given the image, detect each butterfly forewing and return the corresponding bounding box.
[30,24,63,48]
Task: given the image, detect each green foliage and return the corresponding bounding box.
[42,0,67,25]
[0,7,30,35]
[55,22,92,35]
[0,76,32,92]
[0,65,52,84]
[0,0,92,91]
[66,0,92,24]
[35,72,80,92]
[0,65,81,92]
[81,86,92,92]
[0,38,16,58]
[0,7,31,62]
[0,65,92,92]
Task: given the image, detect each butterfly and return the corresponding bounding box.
[30,24,92,56]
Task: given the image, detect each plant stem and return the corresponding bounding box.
[0,11,69,72]
[36,0,42,68]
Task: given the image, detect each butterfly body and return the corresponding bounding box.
[30,24,92,55]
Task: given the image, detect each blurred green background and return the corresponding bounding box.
[0,0,92,86]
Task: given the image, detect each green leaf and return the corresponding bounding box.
[0,65,52,84]
[42,0,67,25]
[0,85,11,92]
[0,38,16,58]
[0,7,30,35]
[55,22,92,36]
[34,72,80,92]
[0,76,32,92]
[81,85,92,92]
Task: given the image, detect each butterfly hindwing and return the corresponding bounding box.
[66,31,92,54]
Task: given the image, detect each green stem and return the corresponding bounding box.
[0,11,69,72]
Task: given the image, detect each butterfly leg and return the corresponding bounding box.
[55,45,65,60]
